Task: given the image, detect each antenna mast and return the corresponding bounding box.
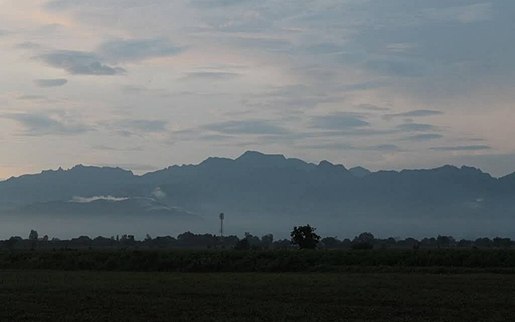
[219,212,224,238]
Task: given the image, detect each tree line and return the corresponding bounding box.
[1,226,514,251]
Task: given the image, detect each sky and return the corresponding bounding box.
[1,0,515,178]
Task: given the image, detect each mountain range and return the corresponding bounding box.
[1,151,515,238]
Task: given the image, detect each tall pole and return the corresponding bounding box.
[219,212,224,238]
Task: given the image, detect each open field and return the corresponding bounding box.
[1,249,515,272]
[1,270,515,321]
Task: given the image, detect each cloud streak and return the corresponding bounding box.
[397,123,438,132]
[431,145,491,151]
[37,50,125,75]
[204,120,289,135]
[310,114,370,130]
[1,113,91,136]
[385,109,443,119]
[98,38,182,63]
[34,78,68,87]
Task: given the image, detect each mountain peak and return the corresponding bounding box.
[318,160,334,167]
[236,151,286,164]
[349,166,371,177]
[237,151,286,160]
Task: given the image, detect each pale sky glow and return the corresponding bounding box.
[1,0,515,178]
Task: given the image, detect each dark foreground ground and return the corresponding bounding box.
[1,270,515,322]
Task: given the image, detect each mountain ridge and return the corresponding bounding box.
[1,151,515,237]
[1,151,510,182]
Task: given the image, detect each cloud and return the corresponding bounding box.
[430,145,491,151]
[190,0,255,8]
[310,113,370,130]
[97,38,182,63]
[397,123,437,132]
[1,113,91,136]
[16,42,42,50]
[108,120,168,136]
[34,78,68,87]
[92,145,144,152]
[16,95,47,100]
[339,81,387,92]
[404,133,443,141]
[357,104,390,112]
[204,120,289,135]
[422,3,492,24]
[37,50,125,75]
[365,57,429,77]
[228,36,292,52]
[44,0,164,10]
[182,72,240,80]
[304,142,401,152]
[304,43,344,55]
[385,109,443,119]
[365,144,401,152]
[243,84,338,111]
[71,195,129,203]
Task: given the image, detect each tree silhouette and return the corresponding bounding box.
[352,232,375,249]
[290,225,320,249]
[28,230,38,241]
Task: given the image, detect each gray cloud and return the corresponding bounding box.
[357,104,391,112]
[385,109,443,119]
[304,142,401,152]
[2,113,91,136]
[304,43,344,55]
[37,50,125,75]
[431,145,491,151]
[16,42,42,50]
[16,95,47,100]
[243,84,337,111]
[227,36,292,52]
[365,57,430,77]
[190,0,255,8]
[92,145,144,152]
[397,123,438,132]
[364,144,402,152]
[310,113,370,130]
[339,81,388,92]
[422,3,492,24]
[44,0,165,10]
[404,133,443,141]
[204,120,289,135]
[109,120,168,136]
[34,78,68,87]
[97,38,182,63]
[183,72,240,80]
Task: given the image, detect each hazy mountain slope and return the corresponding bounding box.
[0,165,137,205]
[1,151,515,237]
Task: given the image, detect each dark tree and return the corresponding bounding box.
[321,237,341,249]
[290,225,320,249]
[261,234,274,248]
[234,238,250,250]
[352,232,375,250]
[28,230,38,241]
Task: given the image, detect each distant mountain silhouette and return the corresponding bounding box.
[1,151,515,236]
[349,166,372,177]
